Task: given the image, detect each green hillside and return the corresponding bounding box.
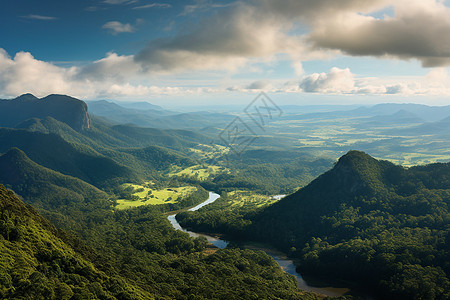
[0,128,137,187]
[0,184,151,299]
[14,116,209,180]
[124,145,194,171]
[0,148,108,211]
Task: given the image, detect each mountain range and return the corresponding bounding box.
[1,92,449,299]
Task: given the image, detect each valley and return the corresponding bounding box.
[0,93,449,299]
[169,191,351,297]
[3,1,450,299]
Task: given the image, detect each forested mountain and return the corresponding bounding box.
[0,94,90,131]
[0,148,108,211]
[0,128,137,187]
[179,151,450,299]
[0,184,152,299]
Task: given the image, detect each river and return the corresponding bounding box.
[168,192,349,297]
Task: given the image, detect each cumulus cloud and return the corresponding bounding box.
[300,68,356,93]
[134,0,450,73]
[77,53,141,82]
[0,49,89,98]
[0,49,199,99]
[308,0,450,67]
[2,47,450,99]
[5,0,450,99]
[74,0,450,85]
[297,66,450,95]
[246,80,271,90]
[227,80,274,92]
[255,0,390,20]
[134,2,320,73]
[102,21,135,34]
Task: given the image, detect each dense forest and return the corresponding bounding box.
[178,151,450,299]
[0,106,331,299]
[0,183,320,299]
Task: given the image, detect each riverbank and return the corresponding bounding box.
[241,242,350,297]
[168,191,352,297]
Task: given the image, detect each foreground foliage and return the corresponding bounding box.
[0,182,318,299]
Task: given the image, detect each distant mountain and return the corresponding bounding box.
[0,184,151,299]
[280,104,361,114]
[359,109,424,127]
[353,103,450,122]
[383,114,450,137]
[116,100,163,110]
[281,103,450,123]
[86,100,175,128]
[87,100,235,129]
[0,94,90,131]
[0,148,107,210]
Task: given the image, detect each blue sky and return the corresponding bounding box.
[1,0,450,106]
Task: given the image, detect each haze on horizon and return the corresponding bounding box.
[1,0,450,106]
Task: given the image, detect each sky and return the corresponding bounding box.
[1,0,450,107]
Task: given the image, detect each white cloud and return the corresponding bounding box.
[133,3,171,10]
[0,49,209,100]
[307,0,450,67]
[300,68,356,93]
[21,14,58,21]
[5,0,450,100]
[2,47,450,100]
[246,80,272,90]
[297,67,450,95]
[77,52,141,82]
[102,21,135,35]
[180,1,234,16]
[103,0,138,5]
[55,0,450,94]
[132,0,450,74]
[0,49,90,98]
[134,2,322,73]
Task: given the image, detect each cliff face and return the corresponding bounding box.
[0,94,90,131]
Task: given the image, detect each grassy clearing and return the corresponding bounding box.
[384,153,450,167]
[116,182,197,209]
[168,164,227,181]
[189,143,230,161]
[224,190,282,208]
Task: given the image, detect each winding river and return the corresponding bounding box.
[168,192,349,297]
